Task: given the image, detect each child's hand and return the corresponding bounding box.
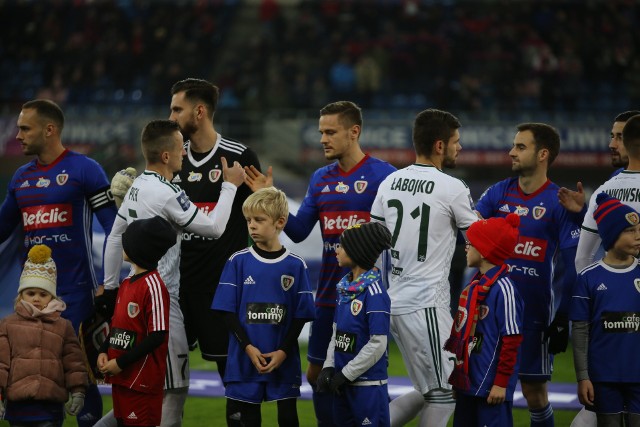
[245,344,267,372]
[577,379,594,406]
[97,353,109,371]
[259,350,287,373]
[99,359,122,376]
[487,385,506,405]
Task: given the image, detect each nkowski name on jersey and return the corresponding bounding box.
[582,171,640,233]
[285,155,395,307]
[476,177,581,329]
[0,150,116,294]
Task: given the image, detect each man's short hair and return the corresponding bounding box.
[516,123,560,166]
[320,101,363,129]
[412,109,461,157]
[22,99,65,132]
[622,115,640,158]
[242,187,289,225]
[141,120,180,164]
[171,78,219,119]
[615,110,640,123]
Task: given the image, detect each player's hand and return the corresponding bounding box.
[245,344,267,372]
[94,288,118,319]
[487,385,506,405]
[221,157,245,187]
[545,313,569,354]
[329,370,349,396]
[577,379,594,406]
[100,358,122,376]
[244,165,273,192]
[65,392,85,416]
[259,349,287,373]
[316,367,335,393]
[558,181,585,213]
[110,167,137,208]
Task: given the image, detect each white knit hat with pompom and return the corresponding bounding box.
[18,244,57,297]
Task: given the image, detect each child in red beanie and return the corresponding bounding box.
[445,213,525,427]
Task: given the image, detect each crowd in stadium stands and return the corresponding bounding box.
[1,0,639,112]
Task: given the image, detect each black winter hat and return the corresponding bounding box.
[122,216,176,270]
[339,222,392,270]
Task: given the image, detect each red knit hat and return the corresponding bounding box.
[467,213,520,265]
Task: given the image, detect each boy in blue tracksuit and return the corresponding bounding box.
[212,187,315,426]
[445,213,525,427]
[316,222,393,426]
[571,193,640,426]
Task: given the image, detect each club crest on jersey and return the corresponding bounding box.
[515,205,529,216]
[281,275,294,291]
[350,299,363,316]
[635,279,640,294]
[354,180,368,194]
[478,304,490,320]
[532,206,546,220]
[188,172,202,182]
[127,302,140,318]
[56,173,69,186]
[626,212,640,226]
[36,177,50,188]
[209,169,222,183]
[335,182,349,194]
[454,307,468,332]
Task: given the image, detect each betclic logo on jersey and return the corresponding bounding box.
[512,235,547,262]
[246,303,286,325]
[321,211,369,236]
[21,204,72,231]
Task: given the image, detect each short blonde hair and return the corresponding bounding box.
[243,187,289,224]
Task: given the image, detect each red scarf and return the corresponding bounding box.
[444,264,507,391]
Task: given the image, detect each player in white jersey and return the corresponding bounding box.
[100,120,245,427]
[576,114,640,271]
[371,109,477,427]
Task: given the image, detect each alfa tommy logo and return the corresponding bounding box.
[513,236,547,262]
[246,303,286,324]
[128,302,140,318]
[335,330,357,353]
[22,204,72,231]
[209,169,222,183]
[36,177,50,188]
[335,182,349,193]
[514,205,529,216]
[354,180,368,194]
[281,275,294,291]
[532,206,546,220]
[109,328,136,350]
[321,211,369,235]
[188,171,202,182]
[350,299,363,315]
[56,173,69,186]
[602,312,640,332]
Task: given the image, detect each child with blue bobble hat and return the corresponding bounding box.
[571,193,640,426]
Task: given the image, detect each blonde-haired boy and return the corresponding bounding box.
[212,187,315,426]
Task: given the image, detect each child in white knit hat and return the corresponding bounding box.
[0,244,88,425]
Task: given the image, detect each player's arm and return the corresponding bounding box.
[103,215,128,290]
[284,187,320,243]
[341,334,387,381]
[575,229,601,272]
[0,181,22,242]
